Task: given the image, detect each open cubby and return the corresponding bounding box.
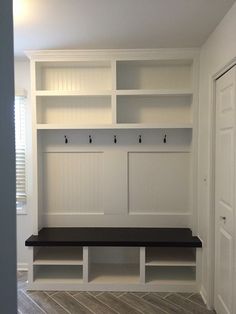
[116,60,193,91]
[35,61,112,92]
[146,266,196,284]
[33,247,83,265]
[36,95,112,125]
[89,247,140,284]
[116,94,192,125]
[33,265,83,283]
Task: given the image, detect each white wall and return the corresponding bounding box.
[15,60,33,269]
[198,2,236,306]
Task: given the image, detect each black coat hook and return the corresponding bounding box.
[163,134,167,144]
[139,135,142,144]
[64,135,68,144]
[114,135,117,144]
[89,135,92,144]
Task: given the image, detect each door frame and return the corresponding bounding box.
[208,57,236,310]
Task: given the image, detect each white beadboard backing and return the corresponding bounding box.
[128,152,191,214]
[36,63,112,91]
[117,60,192,90]
[90,247,140,264]
[117,95,192,124]
[37,96,112,125]
[43,152,104,214]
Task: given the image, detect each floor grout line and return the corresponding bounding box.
[115,293,145,314]
[65,291,96,314]
[45,291,71,314]
[93,292,121,314]
[20,290,47,314]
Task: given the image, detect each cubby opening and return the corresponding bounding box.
[116,60,193,90]
[89,247,140,284]
[33,247,83,265]
[35,61,112,92]
[33,265,83,283]
[36,95,112,125]
[116,94,192,125]
[146,266,196,284]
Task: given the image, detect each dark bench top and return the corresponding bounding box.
[25,227,202,248]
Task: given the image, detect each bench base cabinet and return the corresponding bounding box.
[27,246,201,292]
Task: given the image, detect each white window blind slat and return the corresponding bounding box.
[15,95,26,205]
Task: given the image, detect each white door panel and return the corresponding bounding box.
[215,66,236,314]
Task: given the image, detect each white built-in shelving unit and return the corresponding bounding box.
[26,49,200,291]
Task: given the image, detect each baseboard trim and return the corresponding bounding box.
[17,263,28,271]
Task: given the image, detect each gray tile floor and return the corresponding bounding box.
[18,271,215,314]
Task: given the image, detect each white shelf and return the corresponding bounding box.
[34,247,83,265]
[146,248,196,266]
[34,265,83,283]
[146,266,196,285]
[35,90,112,96]
[36,123,193,130]
[116,89,193,96]
[89,263,140,284]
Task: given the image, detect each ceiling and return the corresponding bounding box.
[14,0,235,58]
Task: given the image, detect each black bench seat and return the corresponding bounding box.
[25,227,202,248]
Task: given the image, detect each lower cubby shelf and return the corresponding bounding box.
[89,263,140,284]
[146,266,196,285]
[33,265,83,284]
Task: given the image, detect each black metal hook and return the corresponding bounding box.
[64,135,68,144]
[139,135,142,144]
[89,135,92,144]
[163,134,167,144]
[114,135,117,144]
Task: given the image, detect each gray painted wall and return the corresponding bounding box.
[0,0,17,313]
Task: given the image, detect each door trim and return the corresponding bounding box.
[208,57,236,309]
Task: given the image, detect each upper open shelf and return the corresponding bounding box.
[35,61,112,92]
[116,60,193,91]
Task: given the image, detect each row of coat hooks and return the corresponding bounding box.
[64,134,168,144]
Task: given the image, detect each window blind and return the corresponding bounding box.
[15,95,26,206]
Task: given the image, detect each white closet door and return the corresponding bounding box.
[215,66,236,314]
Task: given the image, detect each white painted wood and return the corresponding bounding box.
[140,247,146,284]
[35,90,112,96]
[103,151,128,214]
[83,247,89,283]
[214,66,236,314]
[33,247,83,265]
[145,248,196,266]
[116,89,193,96]
[117,60,193,90]
[117,94,192,124]
[128,152,190,214]
[36,95,112,125]
[43,152,104,214]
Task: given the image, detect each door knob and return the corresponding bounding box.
[220,216,226,223]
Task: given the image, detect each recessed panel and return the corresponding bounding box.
[43,152,104,213]
[128,152,190,213]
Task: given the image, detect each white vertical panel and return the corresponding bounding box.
[128,152,190,214]
[43,152,104,213]
[140,247,146,284]
[103,151,128,215]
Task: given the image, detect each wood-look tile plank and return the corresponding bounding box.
[28,291,69,314]
[120,293,168,314]
[188,293,206,307]
[18,290,45,314]
[51,292,93,314]
[143,293,191,314]
[152,292,170,299]
[110,292,126,297]
[73,292,117,314]
[97,292,142,314]
[131,292,148,298]
[166,294,214,314]
[177,293,194,299]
